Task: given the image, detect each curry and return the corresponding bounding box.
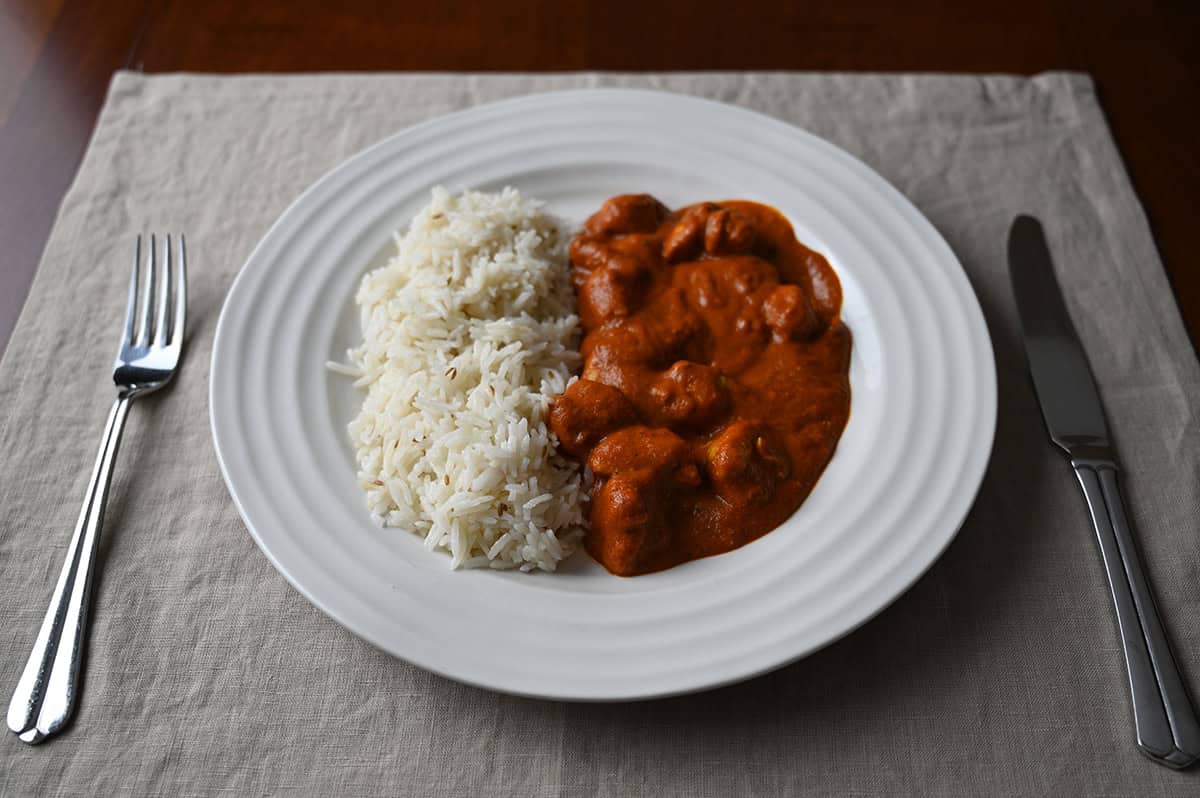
[549,195,851,575]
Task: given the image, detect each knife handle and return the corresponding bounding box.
[1073,459,1200,768]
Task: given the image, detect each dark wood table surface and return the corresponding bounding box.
[2,0,1198,357]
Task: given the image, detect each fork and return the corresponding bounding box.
[7,235,187,745]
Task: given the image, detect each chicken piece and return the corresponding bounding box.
[654,289,707,352]
[662,204,717,263]
[577,266,644,328]
[570,235,659,288]
[583,194,670,237]
[574,232,658,328]
[586,426,701,575]
[648,361,730,429]
[548,379,640,458]
[606,232,664,266]
[580,322,668,400]
[588,472,672,576]
[703,208,756,255]
[762,284,823,342]
[586,426,697,483]
[582,297,704,374]
[704,421,791,506]
[569,236,610,288]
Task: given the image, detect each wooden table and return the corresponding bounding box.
[3,0,1198,355]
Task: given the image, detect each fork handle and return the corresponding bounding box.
[7,395,132,744]
[1072,458,1200,768]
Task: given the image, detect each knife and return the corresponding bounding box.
[1008,215,1200,769]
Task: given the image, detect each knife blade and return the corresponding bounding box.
[1008,215,1109,456]
[1008,214,1200,769]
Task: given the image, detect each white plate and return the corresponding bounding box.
[210,89,996,701]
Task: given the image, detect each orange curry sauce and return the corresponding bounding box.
[549,195,851,575]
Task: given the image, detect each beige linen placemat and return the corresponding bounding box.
[1,71,1198,796]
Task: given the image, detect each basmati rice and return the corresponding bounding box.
[341,186,587,571]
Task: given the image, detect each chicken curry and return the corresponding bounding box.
[549,195,851,575]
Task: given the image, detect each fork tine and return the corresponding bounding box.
[135,234,157,347]
[154,235,172,347]
[171,234,187,347]
[122,236,141,346]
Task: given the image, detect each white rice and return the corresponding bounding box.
[340,187,586,571]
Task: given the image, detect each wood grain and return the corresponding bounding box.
[0,0,65,127]
[0,0,143,352]
[1,0,1197,354]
